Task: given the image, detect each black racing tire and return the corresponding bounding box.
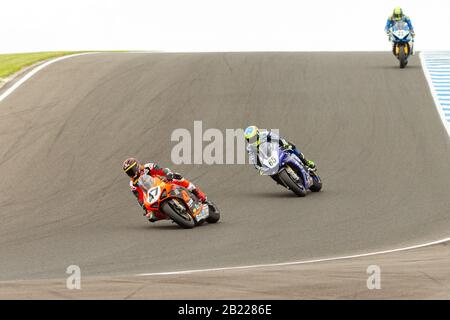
[278,169,307,197]
[399,45,407,69]
[161,200,195,229]
[309,173,322,192]
[206,201,220,223]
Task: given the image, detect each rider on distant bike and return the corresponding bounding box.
[122,158,207,222]
[244,126,316,183]
[385,7,415,55]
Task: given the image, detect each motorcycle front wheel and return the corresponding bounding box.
[278,168,307,197]
[399,44,408,69]
[161,200,195,229]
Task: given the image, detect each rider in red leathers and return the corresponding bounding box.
[122,157,207,222]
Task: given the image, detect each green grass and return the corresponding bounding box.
[0,51,83,80]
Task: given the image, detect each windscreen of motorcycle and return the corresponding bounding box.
[138,174,154,192]
[258,141,280,169]
[393,21,410,39]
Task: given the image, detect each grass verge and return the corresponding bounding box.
[0,51,84,81]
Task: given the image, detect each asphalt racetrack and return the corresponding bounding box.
[1,52,450,282]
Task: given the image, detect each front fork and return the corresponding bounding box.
[393,43,410,56]
[285,156,313,189]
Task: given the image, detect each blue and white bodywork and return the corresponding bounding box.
[258,141,321,197]
[389,21,413,68]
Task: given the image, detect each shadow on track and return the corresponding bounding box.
[242,191,325,199]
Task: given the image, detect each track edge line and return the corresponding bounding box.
[0,52,100,103]
[136,237,450,277]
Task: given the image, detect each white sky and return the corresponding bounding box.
[1,0,449,53]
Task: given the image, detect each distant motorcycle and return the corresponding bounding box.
[138,174,220,228]
[257,141,322,197]
[389,21,413,68]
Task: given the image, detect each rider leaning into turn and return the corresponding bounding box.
[244,125,316,180]
[122,158,207,222]
[384,7,415,55]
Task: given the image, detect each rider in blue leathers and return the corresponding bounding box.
[385,7,415,55]
[244,126,316,182]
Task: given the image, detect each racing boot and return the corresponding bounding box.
[299,154,316,172]
[305,159,317,172]
[192,187,207,203]
[292,149,317,172]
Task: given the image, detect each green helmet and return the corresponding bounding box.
[244,125,260,147]
[393,7,403,21]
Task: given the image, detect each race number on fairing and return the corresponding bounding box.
[147,186,161,204]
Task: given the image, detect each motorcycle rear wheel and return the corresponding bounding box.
[206,201,220,223]
[309,172,322,192]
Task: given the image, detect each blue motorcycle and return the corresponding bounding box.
[258,141,322,197]
[389,20,413,68]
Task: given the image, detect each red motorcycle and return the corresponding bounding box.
[138,174,220,229]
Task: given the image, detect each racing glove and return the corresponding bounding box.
[166,172,174,180]
[166,172,183,181]
[386,30,392,40]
